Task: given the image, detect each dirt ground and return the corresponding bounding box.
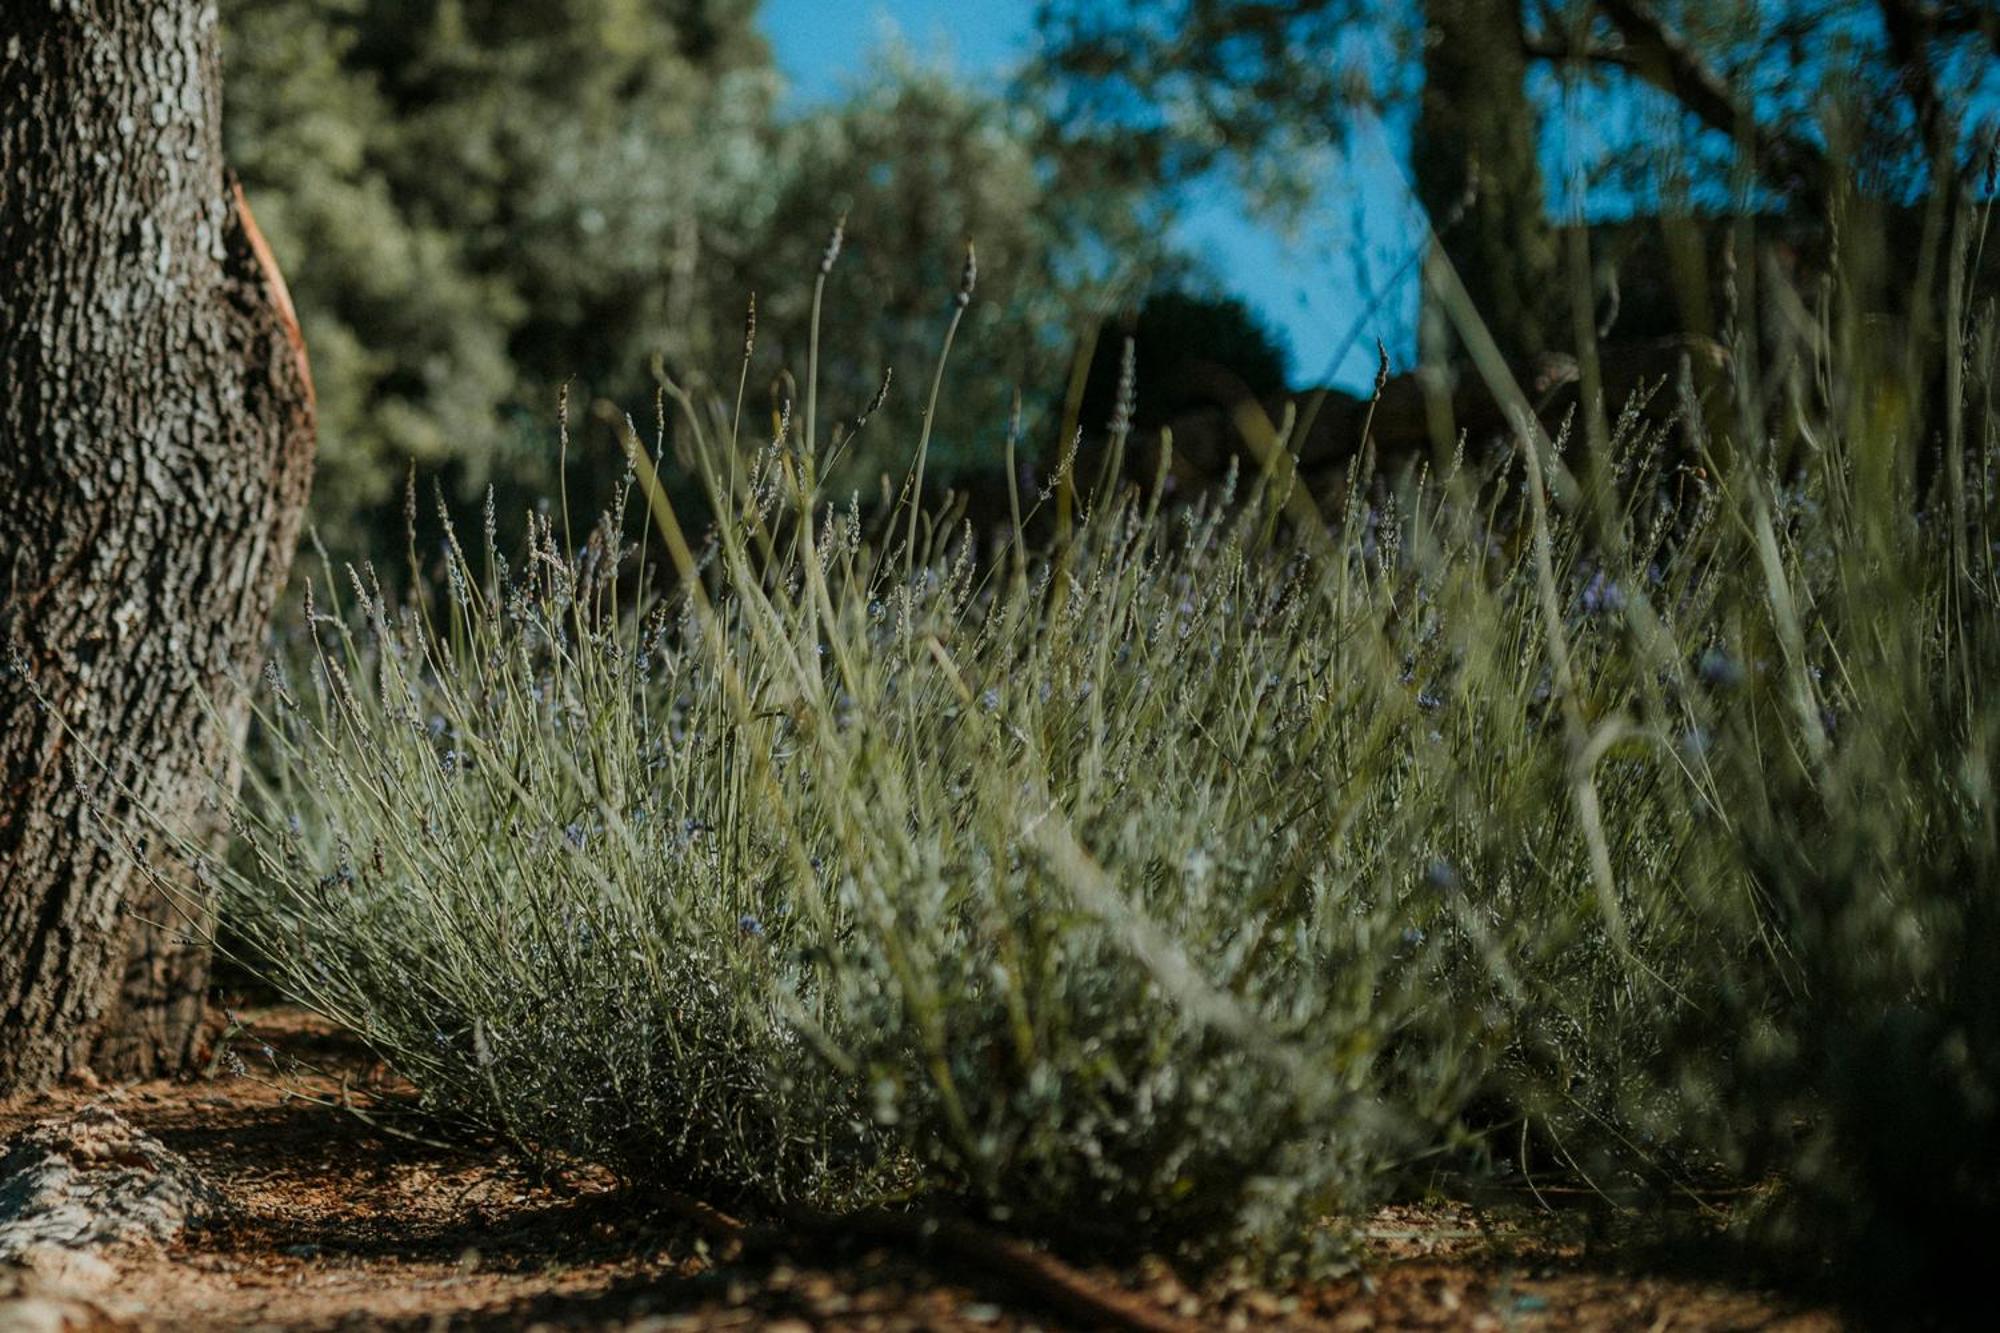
[0,1008,1842,1332]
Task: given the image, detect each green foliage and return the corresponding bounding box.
[221,0,520,541]
[1032,0,1992,214]
[221,0,776,551]
[1031,0,1997,370]
[221,7,1164,556]
[733,53,1150,490]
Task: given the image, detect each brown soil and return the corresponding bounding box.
[0,1008,1841,1332]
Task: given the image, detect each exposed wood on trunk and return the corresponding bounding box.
[0,1,316,1090]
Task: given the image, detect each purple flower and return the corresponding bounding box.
[1698,647,1744,689]
[1580,570,1626,616]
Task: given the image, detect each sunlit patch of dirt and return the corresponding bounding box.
[0,1008,1841,1331]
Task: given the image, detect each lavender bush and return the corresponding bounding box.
[137,198,1999,1289]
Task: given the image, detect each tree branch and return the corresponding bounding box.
[1588,0,1832,203]
[1933,3,2000,62]
[1521,32,1642,73]
[1876,0,1957,179]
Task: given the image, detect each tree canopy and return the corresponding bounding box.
[220,0,774,547]
[1036,0,1995,210]
[221,2,1187,550]
[1034,0,1998,365]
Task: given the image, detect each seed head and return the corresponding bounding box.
[1109,336,1137,439]
[956,240,978,309]
[855,365,893,432]
[819,215,847,276]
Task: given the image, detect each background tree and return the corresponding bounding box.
[736,55,1160,493]
[221,5,1163,546]
[1078,288,1293,434]
[1,1,317,1087]
[220,0,775,552]
[1413,0,1562,363]
[1033,0,1995,369]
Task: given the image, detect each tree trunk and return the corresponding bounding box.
[0,2,315,1091]
[1413,0,1564,364]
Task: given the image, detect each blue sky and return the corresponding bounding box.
[758,0,1415,389]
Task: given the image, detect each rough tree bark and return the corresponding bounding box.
[0,2,315,1090]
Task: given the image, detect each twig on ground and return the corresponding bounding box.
[645,1188,1200,1333]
